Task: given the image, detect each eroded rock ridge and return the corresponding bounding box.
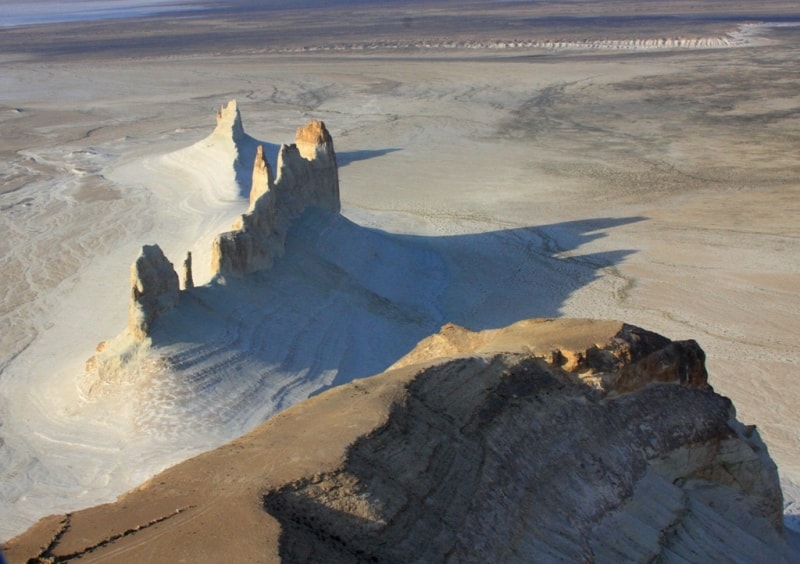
[211,117,340,276]
[124,101,340,341]
[9,319,793,562]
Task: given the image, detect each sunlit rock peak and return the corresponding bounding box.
[211,115,340,277]
[120,101,340,342]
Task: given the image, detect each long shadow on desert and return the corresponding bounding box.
[132,208,641,437]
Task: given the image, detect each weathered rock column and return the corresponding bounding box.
[183,251,194,290]
[211,118,341,277]
[129,244,179,341]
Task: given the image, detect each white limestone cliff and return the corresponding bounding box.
[211,118,340,276]
[115,102,341,341]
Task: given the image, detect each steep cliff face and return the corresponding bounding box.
[211,118,340,276]
[7,319,793,563]
[266,320,786,562]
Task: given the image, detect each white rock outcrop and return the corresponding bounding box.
[211,118,340,276]
[212,99,246,149]
[128,244,179,341]
[118,102,340,340]
[248,144,274,209]
[276,34,747,54]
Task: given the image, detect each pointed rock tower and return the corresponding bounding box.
[128,245,179,341]
[212,118,341,276]
[213,99,246,144]
[249,145,274,210]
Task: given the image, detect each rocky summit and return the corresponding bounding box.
[211,115,340,277]
[117,102,342,343]
[7,318,794,562]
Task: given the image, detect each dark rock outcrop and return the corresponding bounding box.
[182,251,194,290]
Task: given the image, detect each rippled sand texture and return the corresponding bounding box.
[0,0,798,541]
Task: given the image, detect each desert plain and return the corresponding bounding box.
[0,0,799,547]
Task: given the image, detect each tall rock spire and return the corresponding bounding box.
[213,99,245,143]
[129,245,179,341]
[212,117,341,277]
[249,145,274,210]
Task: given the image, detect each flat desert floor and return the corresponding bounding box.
[0,0,798,542]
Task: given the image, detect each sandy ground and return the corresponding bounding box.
[0,0,798,543]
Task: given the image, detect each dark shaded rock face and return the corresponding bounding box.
[128,244,179,341]
[263,325,785,563]
[6,319,793,563]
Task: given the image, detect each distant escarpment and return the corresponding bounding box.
[12,319,794,562]
[124,100,340,342]
[274,34,749,54]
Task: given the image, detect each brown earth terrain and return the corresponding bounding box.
[6,318,794,562]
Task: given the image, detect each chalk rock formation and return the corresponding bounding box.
[128,244,179,341]
[114,103,341,341]
[7,318,794,562]
[248,144,274,209]
[212,99,246,147]
[211,118,340,276]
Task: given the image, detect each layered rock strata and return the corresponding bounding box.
[8,318,793,562]
[211,118,340,276]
